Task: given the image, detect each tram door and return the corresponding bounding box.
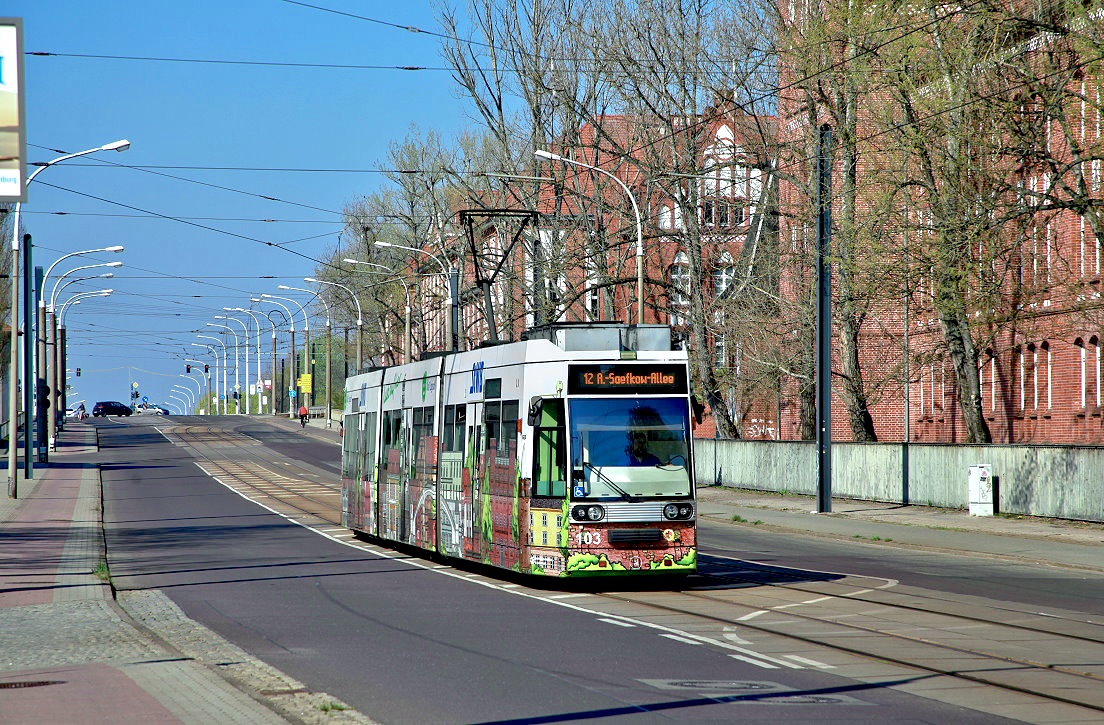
[379,408,404,542]
[437,404,466,558]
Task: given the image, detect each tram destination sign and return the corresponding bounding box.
[568,364,688,395]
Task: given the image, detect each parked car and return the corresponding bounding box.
[135,404,167,415]
[92,401,132,417]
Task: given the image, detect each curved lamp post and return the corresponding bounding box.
[196,335,227,414]
[372,241,454,352]
[186,357,215,413]
[343,258,411,364]
[206,323,240,413]
[215,315,251,414]
[304,278,363,374]
[49,269,115,432]
[255,297,296,417]
[265,293,310,410]
[276,287,333,427]
[8,140,129,496]
[247,302,282,416]
[536,148,645,325]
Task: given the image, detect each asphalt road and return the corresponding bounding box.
[97,416,1023,724]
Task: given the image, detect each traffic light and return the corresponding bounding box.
[75,367,81,377]
[36,380,51,408]
[204,364,209,373]
[186,364,191,373]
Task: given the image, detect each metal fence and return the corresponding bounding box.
[694,439,1104,523]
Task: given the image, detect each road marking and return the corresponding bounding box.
[738,610,767,621]
[775,596,832,609]
[729,654,779,669]
[722,626,752,645]
[599,618,636,628]
[783,655,834,669]
[661,634,703,645]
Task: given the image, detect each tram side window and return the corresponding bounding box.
[483,400,519,462]
[381,410,402,471]
[411,406,435,465]
[532,399,566,497]
[442,404,467,452]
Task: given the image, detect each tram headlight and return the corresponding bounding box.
[572,505,605,521]
[663,503,695,520]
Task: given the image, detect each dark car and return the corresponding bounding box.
[92,401,132,417]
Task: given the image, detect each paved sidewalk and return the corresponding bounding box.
[0,423,369,725]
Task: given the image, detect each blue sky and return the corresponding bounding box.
[16,0,471,411]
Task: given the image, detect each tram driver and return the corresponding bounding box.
[626,430,661,466]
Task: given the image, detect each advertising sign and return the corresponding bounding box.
[0,19,26,203]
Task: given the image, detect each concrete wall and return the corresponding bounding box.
[694,439,1104,523]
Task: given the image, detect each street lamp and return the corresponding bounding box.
[372,241,456,352]
[8,139,129,498]
[275,287,333,427]
[247,301,282,416]
[49,270,116,433]
[195,336,227,414]
[229,308,265,417]
[185,358,213,413]
[206,323,240,413]
[256,296,296,417]
[343,258,412,364]
[43,255,124,449]
[215,315,251,415]
[535,148,645,325]
[265,293,310,410]
[305,277,364,374]
[178,374,203,411]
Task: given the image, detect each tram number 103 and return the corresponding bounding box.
[575,531,603,546]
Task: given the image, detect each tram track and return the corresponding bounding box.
[165,422,1104,720]
[599,567,1104,716]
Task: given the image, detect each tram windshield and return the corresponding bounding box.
[568,397,692,499]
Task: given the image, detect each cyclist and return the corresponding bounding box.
[298,404,309,428]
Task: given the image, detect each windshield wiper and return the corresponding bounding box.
[582,460,633,501]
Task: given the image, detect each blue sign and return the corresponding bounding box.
[573,485,587,498]
[142,395,148,404]
[289,389,297,399]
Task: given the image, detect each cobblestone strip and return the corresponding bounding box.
[53,466,111,603]
[118,590,376,725]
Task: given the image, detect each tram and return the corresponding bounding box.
[340,322,697,578]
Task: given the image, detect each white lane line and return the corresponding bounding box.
[729,654,779,669]
[844,588,874,597]
[661,634,702,645]
[738,610,767,621]
[775,596,832,609]
[783,655,835,669]
[599,618,636,628]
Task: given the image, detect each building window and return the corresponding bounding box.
[700,126,748,231]
[714,252,735,299]
[669,251,690,327]
[1041,341,1051,410]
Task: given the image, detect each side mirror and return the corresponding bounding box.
[527,396,543,427]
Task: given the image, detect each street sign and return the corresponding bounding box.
[290,389,297,399]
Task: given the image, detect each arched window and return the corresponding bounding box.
[700,126,747,230]
[669,252,690,327]
[1076,338,1086,408]
[1040,341,1051,409]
